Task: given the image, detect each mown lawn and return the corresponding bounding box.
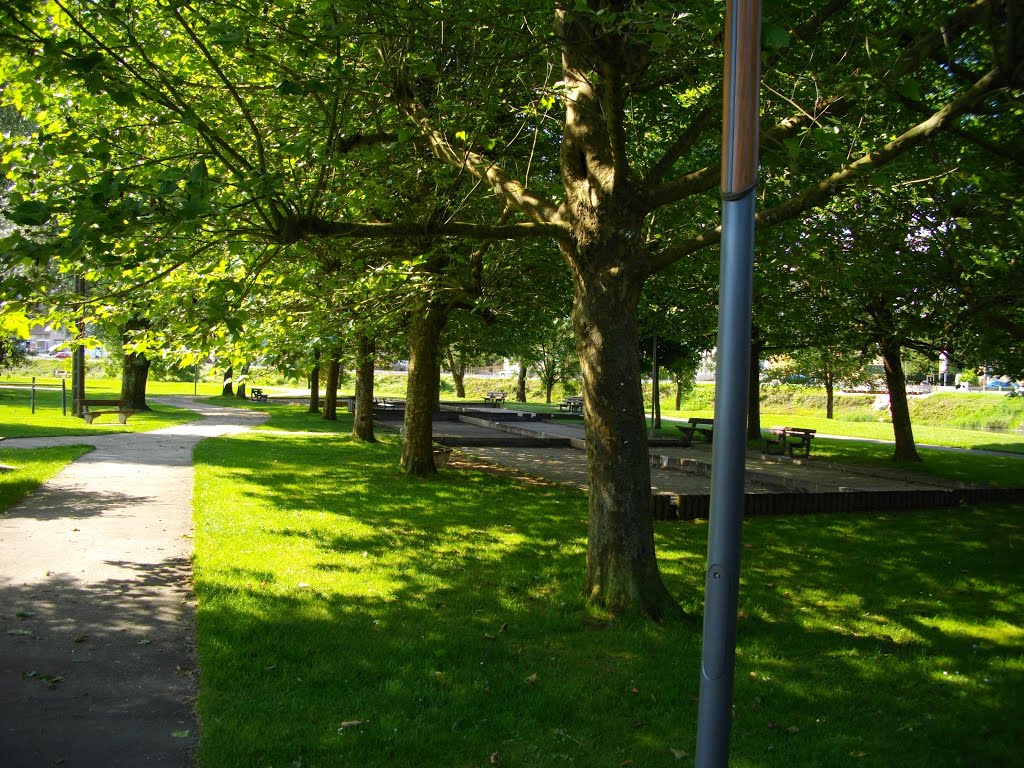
[0,384,203,438]
[192,412,1024,768]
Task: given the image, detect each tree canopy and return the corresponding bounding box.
[2,0,1021,617]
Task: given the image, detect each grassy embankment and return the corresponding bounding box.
[191,407,1024,767]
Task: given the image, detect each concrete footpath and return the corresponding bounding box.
[0,398,266,768]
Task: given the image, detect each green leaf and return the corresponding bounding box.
[897,80,922,101]
[763,21,790,50]
[9,200,51,226]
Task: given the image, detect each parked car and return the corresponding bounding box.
[52,350,71,359]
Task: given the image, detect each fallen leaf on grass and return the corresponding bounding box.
[338,720,365,730]
[490,752,500,765]
[524,672,539,684]
[670,748,689,759]
[24,671,63,688]
[787,725,800,734]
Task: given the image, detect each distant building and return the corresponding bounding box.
[27,323,73,354]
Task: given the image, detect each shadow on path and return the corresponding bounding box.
[0,397,267,768]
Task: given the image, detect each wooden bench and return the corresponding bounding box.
[559,396,583,413]
[483,391,507,406]
[77,398,136,425]
[764,426,816,458]
[682,417,714,443]
[249,388,269,403]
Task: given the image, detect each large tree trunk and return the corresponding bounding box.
[322,351,341,421]
[353,333,376,442]
[235,362,249,399]
[401,302,448,475]
[121,352,152,411]
[516,361,527,402]
[556,12,677,619]
[308,350,321,414]
[879,338,921,462]
[446,347,467,398]
[544,376,555,404]
[571,261,677,619]
[221,366,234,397]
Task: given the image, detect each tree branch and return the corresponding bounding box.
[400,99,563,227]
[284,218,568,243]
[648,67,1008,272]
[756,67,1007,229]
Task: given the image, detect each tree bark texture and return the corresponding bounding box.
[879,338,922,462]
[571,262,677,619]
[322,351,341,421]
[557,14,677,619]
[353,333,376,442]
[401,302,448,475]
[121,352,152,411]
[517,362,527,402]
[221,366,234,397]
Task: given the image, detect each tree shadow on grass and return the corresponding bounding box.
[192,432,1024,767]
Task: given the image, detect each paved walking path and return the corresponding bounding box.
[0,398,267,768]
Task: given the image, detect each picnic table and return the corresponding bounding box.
[764,426,816,458]
[676,417,714,443]
[559,396,583,413]
[249,388,269,403]
[483,391,507,406]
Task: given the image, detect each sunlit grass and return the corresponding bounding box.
[192,409,1024,767]
[0,385,201,438]
[0,445,93,512]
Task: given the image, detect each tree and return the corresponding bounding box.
[2,0,1018,617]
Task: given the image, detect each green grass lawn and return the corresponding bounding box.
[0,445,94,512]
[192,412,1024,767]
[0,384,204,438]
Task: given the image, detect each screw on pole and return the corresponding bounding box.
[695,1,763,766]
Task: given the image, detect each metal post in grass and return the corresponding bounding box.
[650,333,657,438]
[695,0,762,766]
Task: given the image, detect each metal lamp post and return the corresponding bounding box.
[695,1,763,766]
